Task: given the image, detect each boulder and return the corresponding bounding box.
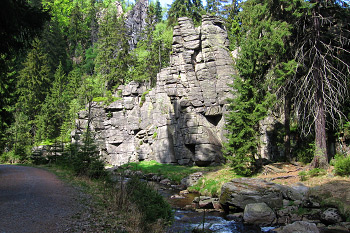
[243,202,276,225]
[277,221,320,233]
[220,178,284,211]
[321,208,343,224]
[181,172,203,187]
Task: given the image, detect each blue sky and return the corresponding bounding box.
[158,0,173,7]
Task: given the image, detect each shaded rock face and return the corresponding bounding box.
[72,15,235,166]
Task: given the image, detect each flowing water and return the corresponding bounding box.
[151,182,276,233]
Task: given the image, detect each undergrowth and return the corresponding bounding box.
[331,154,350,176]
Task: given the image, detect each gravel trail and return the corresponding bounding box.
[0,165,83,233]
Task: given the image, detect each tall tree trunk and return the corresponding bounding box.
[310,0,328,168]
[313,88,328,168]
[284,93,291,162]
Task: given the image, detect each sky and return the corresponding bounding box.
[158,0,173,7]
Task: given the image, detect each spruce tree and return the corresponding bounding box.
[16,39,52,128]
[35,63,68,142]
[224,0,297,175]
[167,0,205,26]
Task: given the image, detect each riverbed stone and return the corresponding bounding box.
[277,221,320,233]
[243,202,276,225]
[321,208,343,224]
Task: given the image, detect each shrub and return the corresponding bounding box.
[139,90,150,107]
[298,168,326,181]
[126,176,173,224]
[308,168,326,177]
[298,171,307,181]
[333,154,350,176]
[0,151,21,164]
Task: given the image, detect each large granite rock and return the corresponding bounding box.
[220,178,285,211]
[219,178,309,212]
[243,202,276,225]
[72,15,235,166]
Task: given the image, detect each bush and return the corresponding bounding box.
[333,154,350,176]
[126,176,173,224]
[0,151,21,164]
[308,168,326,177]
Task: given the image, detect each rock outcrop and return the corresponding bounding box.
[72,15,235,166]
[125,0,149,50]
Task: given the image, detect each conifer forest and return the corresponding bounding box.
[1,0,350,176]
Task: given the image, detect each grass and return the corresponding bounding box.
[298,168,327,181]
[120,160,220,184]
[188,167,238,197]
[120,161,238,197]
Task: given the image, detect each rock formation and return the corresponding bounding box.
[125,0,149,50]
[72,15,235,166]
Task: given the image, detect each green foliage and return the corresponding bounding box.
[152,132,158,139]
[0,0,49,56]
[139,90,150,107]
[167,0,205,26]
[298,168,326,181]
[333,154,350,176]
[298,171,307,181]
[16,39,52,119]
[131,21,172,85]
[0,151,21,164]
[65,136,106,179]
[224,76,275,176]
[224,0,309,174]
[120,160,217,183]
[126,176,173,224]
[92,91,120,106]
[295,141,315,164]
[95,7,131,89]
[188,168,237,197]
[308,168,326,177]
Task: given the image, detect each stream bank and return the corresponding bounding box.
[111,163,350,233]
[151,181,276,233]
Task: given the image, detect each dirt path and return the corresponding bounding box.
[0,165,83,233]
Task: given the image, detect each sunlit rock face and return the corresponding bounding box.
[72,15,235,166]
[125,0,148,50]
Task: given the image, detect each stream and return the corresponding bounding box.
[151,182,276,233]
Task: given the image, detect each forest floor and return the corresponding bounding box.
[256,162,350,218]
